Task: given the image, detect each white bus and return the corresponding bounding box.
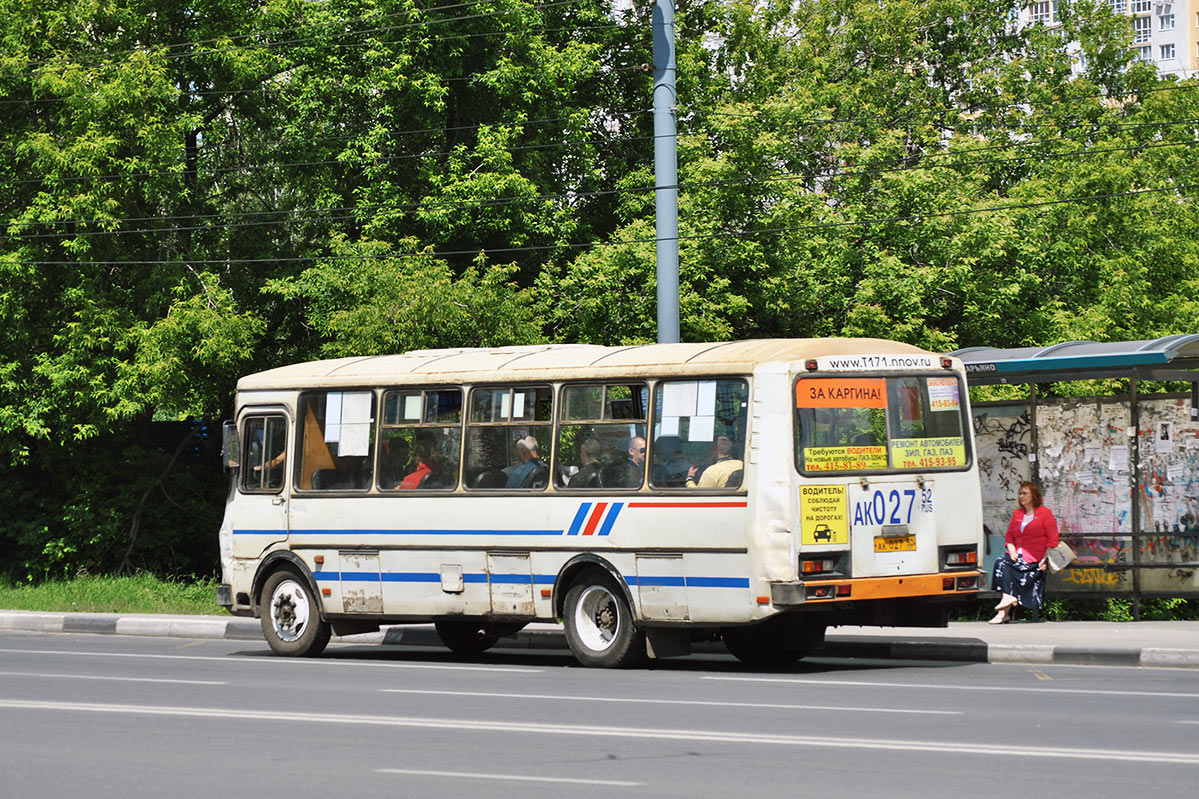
[218,339,983,667]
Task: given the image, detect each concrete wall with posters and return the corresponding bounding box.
[972,395,1199,597]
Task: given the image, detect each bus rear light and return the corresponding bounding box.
[835,584,851,597]
[943,547,979,570]
[940,357,953,369]
[956,575,979,591]
[802,558,836,574]
[806,585,835,600]
[805,359,818,371]
[943,578,955,591]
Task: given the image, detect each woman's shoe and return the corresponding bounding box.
[988,610,1009,625]
[995,595,1017,610]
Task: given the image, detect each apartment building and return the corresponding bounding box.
[1021,0,1198,77]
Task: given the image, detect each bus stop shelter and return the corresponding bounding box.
[949,335,1199,615]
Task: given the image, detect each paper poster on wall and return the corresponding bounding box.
[1083,444,1102,463]
[1168,462,1184,482]
[663,382,698,417]
[1108,444,1129,472]
[1188,436,1199,450]
[1157,422,1174,454]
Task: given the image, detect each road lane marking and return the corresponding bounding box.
[379,688,959,715]
[1,699,1197,765]
[703,676,1199,699]
[0,670,225,686]
[376,768,642,786]
[0,648,542,673]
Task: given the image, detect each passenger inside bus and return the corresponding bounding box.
[505,435,549,488]
[686,435,743,489]
[399,437,436,489]
[378,438,411,489]
[652,435,690,486]
[570,437,605,488]
[613,435,646,488]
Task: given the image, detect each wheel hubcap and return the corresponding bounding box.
[270,580,310,642]
[574,585,619,652]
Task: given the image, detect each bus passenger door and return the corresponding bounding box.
[232,412,290,559]
[488,553,535,617]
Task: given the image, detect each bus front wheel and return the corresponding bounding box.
[563,571,646,668]
[259,568,331,657]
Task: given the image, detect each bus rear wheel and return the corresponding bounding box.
[722,616,823,666]
[434,619,502,655]
[259,568,331,657]
[563,570,646,668]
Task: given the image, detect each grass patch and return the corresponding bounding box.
[0,574,229,615]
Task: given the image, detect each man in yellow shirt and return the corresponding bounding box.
[686,435,742,488]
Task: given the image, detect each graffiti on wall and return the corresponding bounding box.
[973,395,1199,594]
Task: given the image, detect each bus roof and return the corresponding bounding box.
[237,338,934,390]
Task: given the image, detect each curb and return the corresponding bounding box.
[3,610,1197,669]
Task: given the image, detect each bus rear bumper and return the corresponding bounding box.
[771,570,982,606]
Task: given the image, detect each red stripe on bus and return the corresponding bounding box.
[626,502,748,508]
[581,502,608,535]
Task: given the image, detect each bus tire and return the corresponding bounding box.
[259,568,331,657]
[563,570,646,668]
[434,619,500,655]
[722,616,820,666]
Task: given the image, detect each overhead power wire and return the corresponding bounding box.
[8,129,1195,238]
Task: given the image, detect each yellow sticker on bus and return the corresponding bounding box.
[803,446,888,472]
[800,485,849,545]
[888,436,967,469]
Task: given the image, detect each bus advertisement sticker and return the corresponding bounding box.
[800,485,848,545]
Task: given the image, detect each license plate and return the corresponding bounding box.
[874,534,916,552]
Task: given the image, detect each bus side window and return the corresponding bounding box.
[378,388,462,490]
[465,386,552,490]
[651,378,748,489]
[240,414,288,493]
[556,383,647,490]
[297,390,376,491]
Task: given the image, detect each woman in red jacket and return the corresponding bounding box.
[989,481,1059,624]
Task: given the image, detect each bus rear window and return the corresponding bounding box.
[794,376,968,473]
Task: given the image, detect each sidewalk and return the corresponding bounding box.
[3,609,1197,668]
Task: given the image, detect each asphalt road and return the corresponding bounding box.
[2,631,1197,798]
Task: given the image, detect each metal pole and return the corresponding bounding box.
[652,0,679,343]
[1130,375,1141,621]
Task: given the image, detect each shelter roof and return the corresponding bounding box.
[949,335,1199,384]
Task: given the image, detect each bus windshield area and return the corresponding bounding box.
[794,375,968,473]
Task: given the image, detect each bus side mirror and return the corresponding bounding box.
[222,421,240,471]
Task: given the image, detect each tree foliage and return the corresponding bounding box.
[1,0,1197,579]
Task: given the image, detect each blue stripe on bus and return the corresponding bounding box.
[566,503,591,536]
[625,576,751,589]
[596,502,624,536]
[309,571,746,588]
[234,529,287,536]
